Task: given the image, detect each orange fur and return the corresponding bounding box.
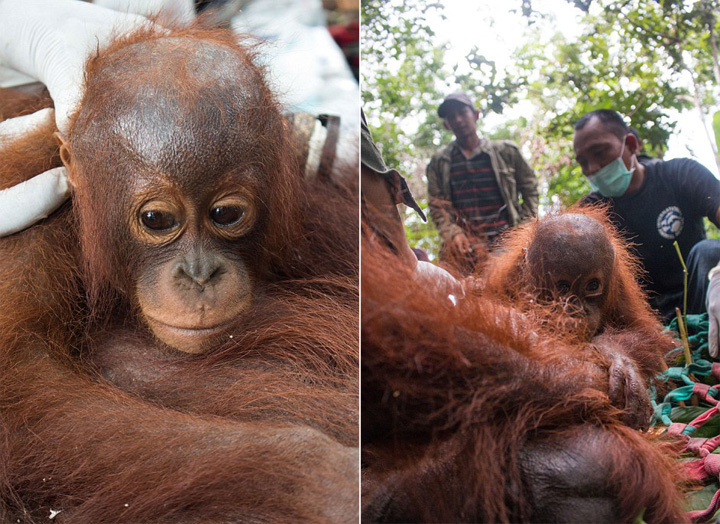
[361,236,687,523]
[482,205,673,380]
[0,24,358,523]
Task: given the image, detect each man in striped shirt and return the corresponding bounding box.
[426,92,539,274]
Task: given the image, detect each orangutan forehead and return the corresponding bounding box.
[102,36,255,87]
[80,36,264,126]
[536,214,609,242]
[529,214,615,270]
[72,36,277,176]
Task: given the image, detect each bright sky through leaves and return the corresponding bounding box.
[426,0,719,176]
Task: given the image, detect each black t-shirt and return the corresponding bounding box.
[582,158,720,300]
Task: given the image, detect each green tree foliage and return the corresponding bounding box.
[361,0,448,170]
[517,0,720,178]
[362,0,720,256]
[513,6,688,204]
[362,0,535,257]
[362,0,451,258]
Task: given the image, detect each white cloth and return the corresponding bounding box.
[0,0,151,133]
[707,267,720,357]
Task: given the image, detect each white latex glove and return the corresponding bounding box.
[93,0,195,26]
[0,109,71,236]
[0,0,152,134]
[708,265,720,357]
[0,0,169,236]
[0,167,70,236]
[0,107,54,141]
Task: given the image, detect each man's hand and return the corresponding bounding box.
[450,232,471,257]
[0,108,70,237]
[707,265,720,357]
[93,0,194,25]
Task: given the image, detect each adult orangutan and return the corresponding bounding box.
[361,240,687,523]
[482,206,674,429]
[0,24,358,524]
[360,117,686,522]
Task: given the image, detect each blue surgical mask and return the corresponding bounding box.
[587,140,634,197]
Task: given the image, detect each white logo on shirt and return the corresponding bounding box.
[656,206,684,240]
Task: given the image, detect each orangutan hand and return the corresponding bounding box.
[450,232,471,257]
[593,335,652,430]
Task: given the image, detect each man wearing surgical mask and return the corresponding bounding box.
[574,109,720,349]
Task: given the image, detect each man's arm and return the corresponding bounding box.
[426,155,464,242]
[682,159,720,355]
[676,158,720,226]
[501,142,538,220]
[513,147,539,220]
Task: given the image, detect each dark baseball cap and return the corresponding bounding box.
[438,92,476,118]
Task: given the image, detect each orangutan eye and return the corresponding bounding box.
[586,279,601,293]
[141,210,177,231]
[210,206,244,226]
[556,280,571,294]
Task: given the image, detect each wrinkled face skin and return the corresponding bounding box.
[130,178,257,353]
[573,116,635,176]
[526,214,615,336]
[64,35,285,353]
[442,104,479,141]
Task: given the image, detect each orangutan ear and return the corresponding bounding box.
[55,132,77,189]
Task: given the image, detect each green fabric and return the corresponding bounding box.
[667,313,710,361]
[654,313,720,518]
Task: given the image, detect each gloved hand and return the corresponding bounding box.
[93,0,194,26]
[707,265,720,357]
[0,0,186,236]
[0,0,153,134]
[0,108,69,237]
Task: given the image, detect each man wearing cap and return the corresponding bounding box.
[426,92,539,274]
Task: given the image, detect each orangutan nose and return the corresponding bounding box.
[173,251,224,288]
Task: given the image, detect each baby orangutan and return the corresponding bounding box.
[0,24,358,523]
[526,213,614,337]
[483,207,673,429]
[362,236,687,523]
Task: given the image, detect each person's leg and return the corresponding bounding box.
[687,239,720,314]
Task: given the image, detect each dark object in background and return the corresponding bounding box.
[329,20,359,80]
[194,0,244,24]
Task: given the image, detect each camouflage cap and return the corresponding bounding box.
[361,110,426,221]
